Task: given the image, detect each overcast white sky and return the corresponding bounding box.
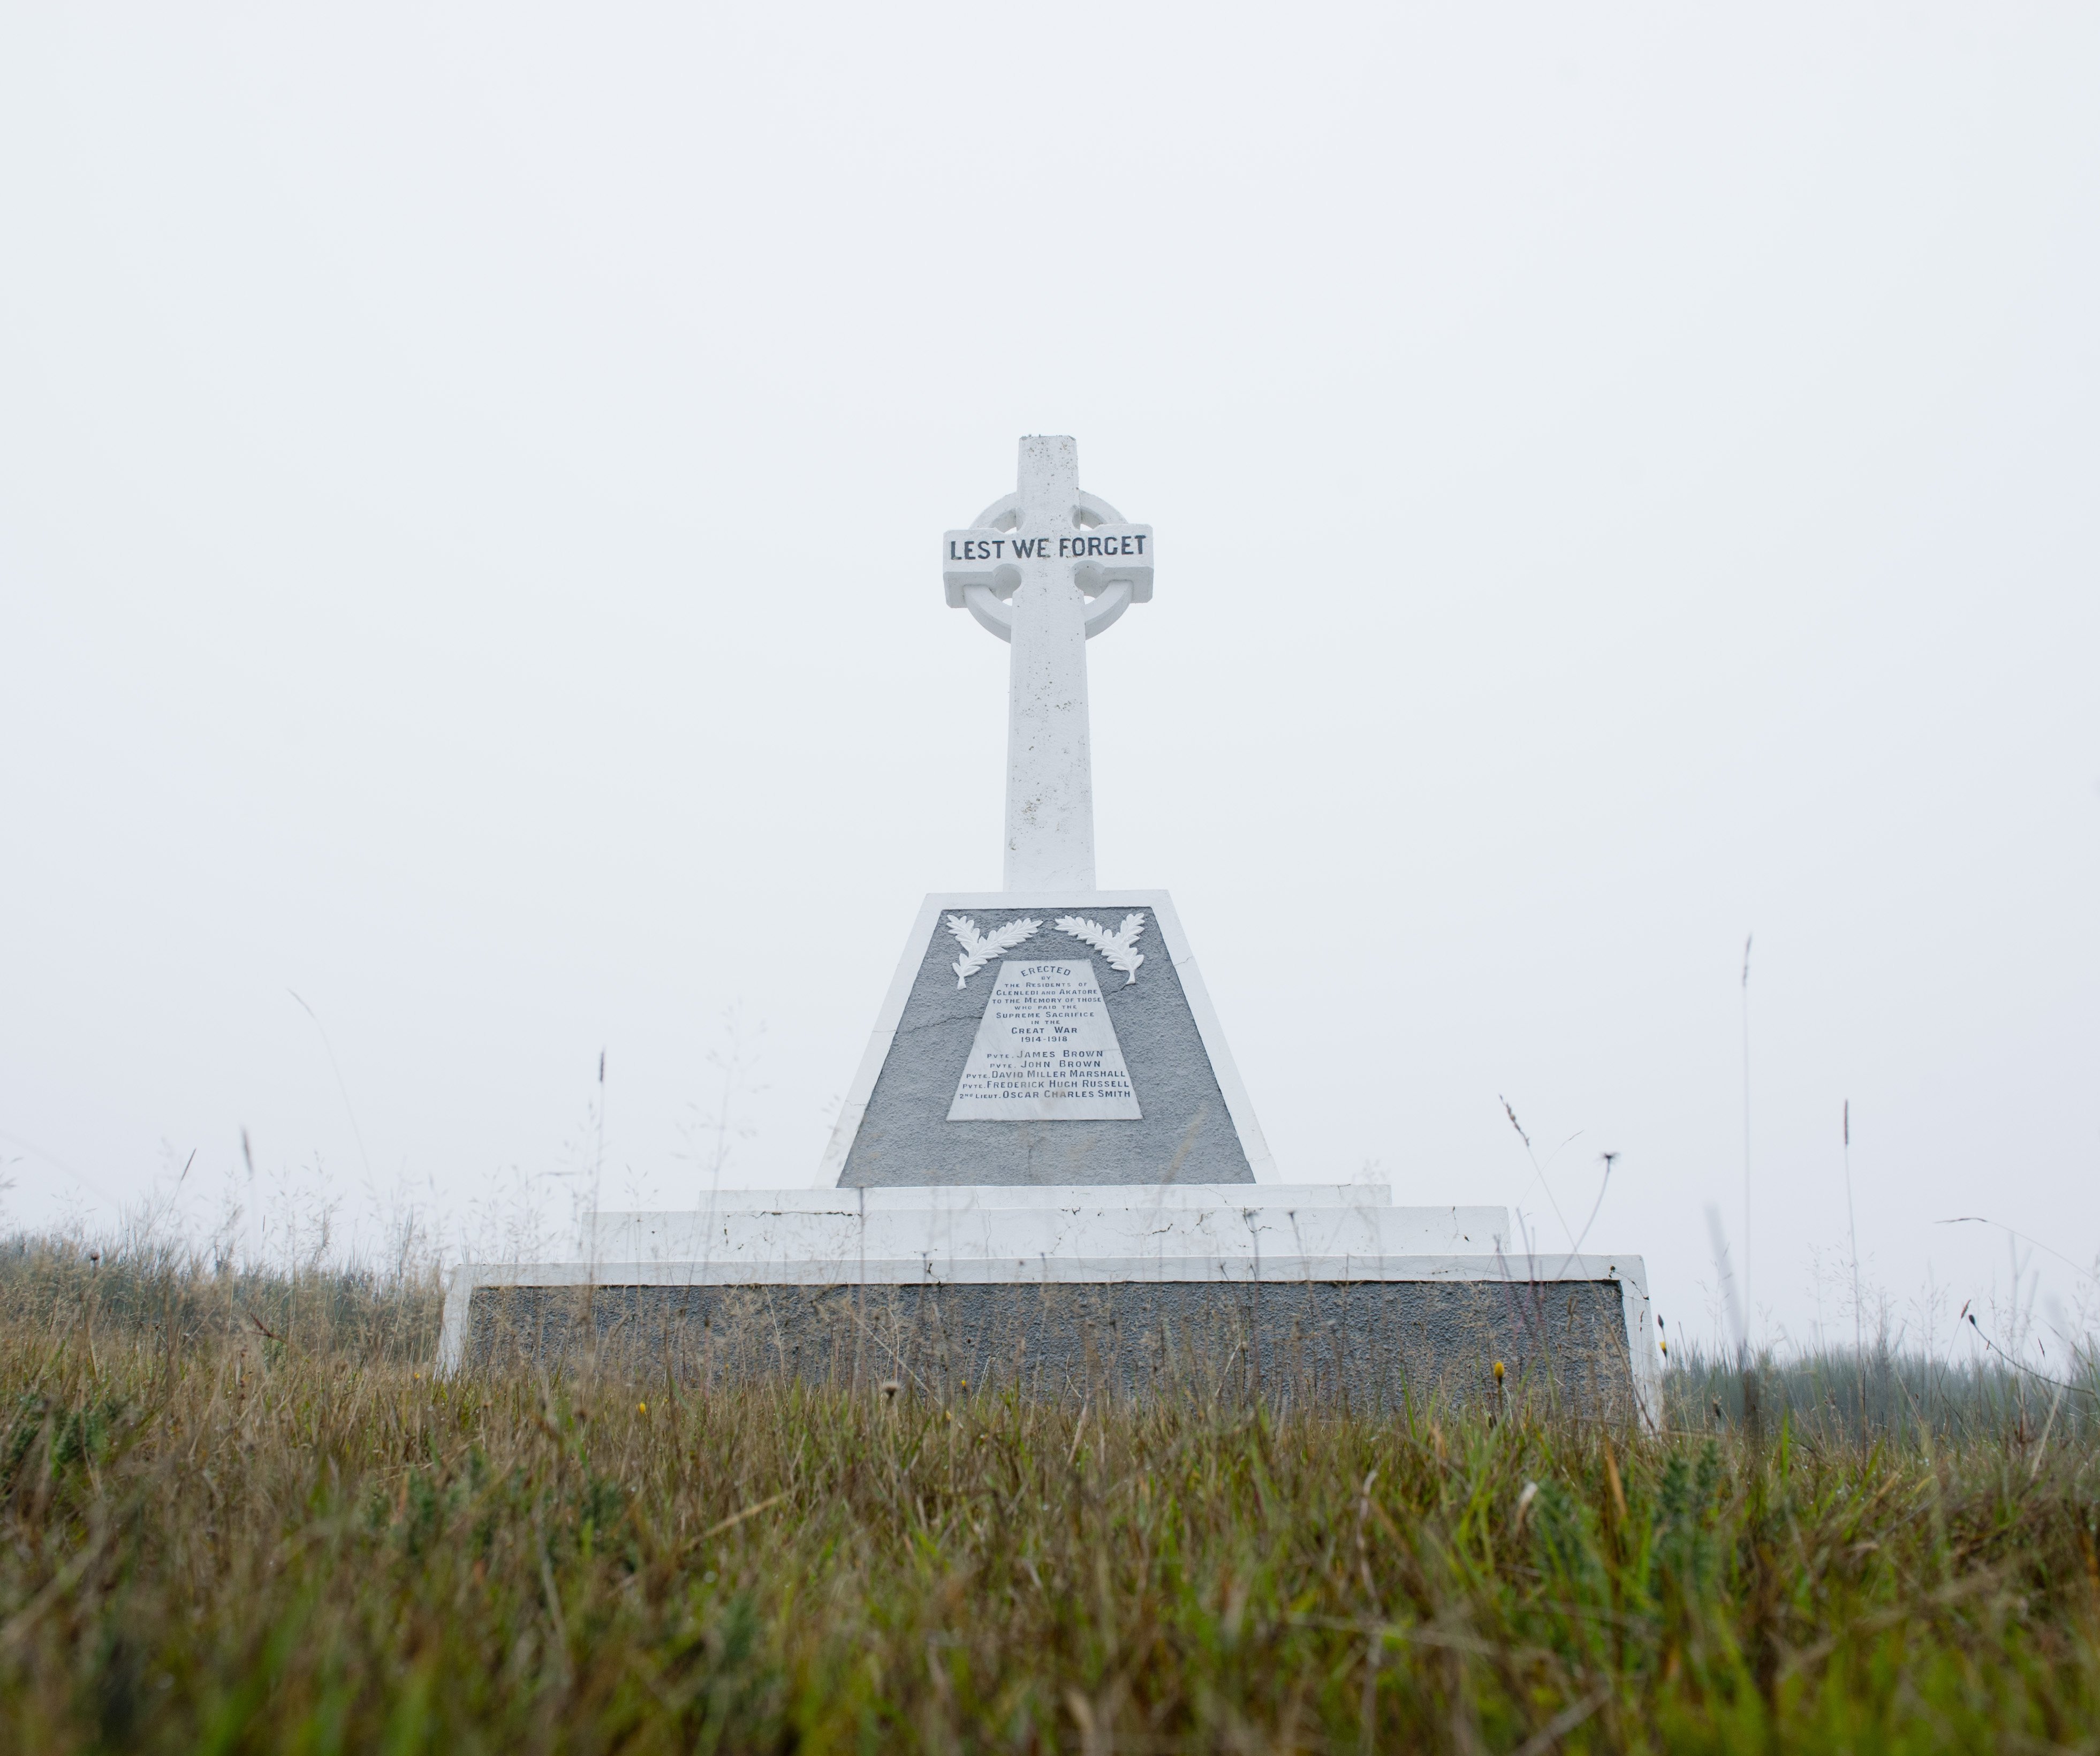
[2,5,2095,1355]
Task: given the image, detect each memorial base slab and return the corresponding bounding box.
[438,1186,1657,1422]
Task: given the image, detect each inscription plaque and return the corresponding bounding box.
[946,959,1141,1121]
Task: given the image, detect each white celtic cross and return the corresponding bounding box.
[942,436,1154,891]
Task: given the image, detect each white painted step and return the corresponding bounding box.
[586,1190,1510,1269]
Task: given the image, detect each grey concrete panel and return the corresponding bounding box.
[466,1278,1636,1418]
[840,905,1255,1187]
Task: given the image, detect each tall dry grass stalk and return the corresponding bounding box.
[3,1237,2098,1750]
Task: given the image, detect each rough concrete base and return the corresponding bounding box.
[466,1278,1638,1418]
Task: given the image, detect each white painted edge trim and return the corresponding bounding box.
[814,890,1280,1186]
[437,1251,1648,1376]
[437,1263,475,1377]
[1610,1256,1660,1432]
[1141,891,1280,1182]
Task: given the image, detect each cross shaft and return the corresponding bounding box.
[942,437,1154,891]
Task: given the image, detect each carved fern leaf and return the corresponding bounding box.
[1054,912,1147,985]
[946,913,1041,988]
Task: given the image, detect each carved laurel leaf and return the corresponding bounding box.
[946,913,1042,988]
[1053,912,1147,985]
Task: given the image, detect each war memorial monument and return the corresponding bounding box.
[440,437,1655,1418]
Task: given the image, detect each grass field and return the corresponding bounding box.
[3,1238,2097,1752]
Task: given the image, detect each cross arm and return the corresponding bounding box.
[942,528,1021,606]
[941,524,1155,606]
[1058,524,1154,601]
